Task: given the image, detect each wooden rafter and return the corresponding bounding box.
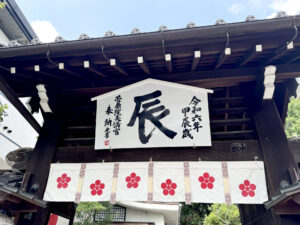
[264,41,294,65]
[191,50,201,72]
[215,48,231,69]
[237,44,262,67]
[165,54,172,73]
[0,75,41,133]
[33,65,64,80]
[83,61,107,78]
[110,59,128,76]
[137,56,151,74]
[58,62,83,79]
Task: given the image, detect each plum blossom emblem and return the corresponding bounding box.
[161,179,177,196]
[57,173,71,189]
[198,172,215,189]
[125,172,141,188]
[90,180,105,196]
[239,180,256,197]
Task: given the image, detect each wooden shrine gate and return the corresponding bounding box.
[0,15,300,224]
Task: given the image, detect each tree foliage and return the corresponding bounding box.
[0,1,6,9]
[74,202,111,225]
[285,97,300,138]
[203,204,241,225]
[180,203,211,225]
[0,103,8,122]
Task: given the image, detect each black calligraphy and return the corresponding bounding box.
[181,96,202,139]
[104,104,112,139]
[127,90,177,144]
[103,95,122,143]
[113,95,122,135]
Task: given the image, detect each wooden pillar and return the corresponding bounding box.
[239,204,280,225]
[18,114,62,225]
[253,100,298,195]
[241,99,300,225]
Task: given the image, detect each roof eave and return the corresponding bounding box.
[0,16,299,60]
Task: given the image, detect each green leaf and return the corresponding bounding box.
[285,97,300,138]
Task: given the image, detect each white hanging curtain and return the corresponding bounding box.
[43,161,268,205]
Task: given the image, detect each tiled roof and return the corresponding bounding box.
[1,11,296,48]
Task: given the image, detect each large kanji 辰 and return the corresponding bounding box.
[127,90,177,144]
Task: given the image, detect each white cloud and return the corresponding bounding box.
[228,3,242,15]
[267,12,277,19]
[30,20,59,43]
[268,0,300,18]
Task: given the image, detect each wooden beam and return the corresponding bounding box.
[210,96,245,104]
[137,56,151,74]
[264,41,294,65]
[59,62,300,97]
[165,54,172,73]
[210,118,251,126]
[238,44,262,67]
[210,107,248,114]
[253,100,299,195]
[83,61,107,78]
[0,65,38,81]
[282,53,300,64]
[22,114,62,198]
[58,62,83,79]
[191,50,201,72]
[33,65,64,80]
[211,130,255,139]
[21,115,62,225]
[56,140,262,163]
[215,47,231,69]
[0,75,41,133]
[275,200,300,215]
[110,59,128,76]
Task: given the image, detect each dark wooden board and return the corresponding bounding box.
[55,140,261,163]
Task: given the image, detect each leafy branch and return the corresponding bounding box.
[0,1,6,9]
[0,103,8,122]
[74,202,112,225]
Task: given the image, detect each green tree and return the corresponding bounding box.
[0,1,6,9]
[0,103,8,122]
[285,97,300,138]
[74,202,111,225]
[203,204,241,225]
[180,203,211,225]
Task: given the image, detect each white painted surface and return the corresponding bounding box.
[0,93,43,160]
[0,215,13,224]
[93,79,212,150]
[119,201,179,225]
[125,207,165,225]
[0,29,9,45]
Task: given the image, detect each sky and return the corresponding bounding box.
[14,0,300,43]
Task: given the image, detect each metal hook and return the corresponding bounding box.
[254,156,258,161]
[100,38,110,62]
[224,25,230,50]
[46,44,58,67]
[161,30,166,56]
[287,22,298,46]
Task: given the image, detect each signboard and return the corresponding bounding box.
[92,79,213,150]
[44,161,268,204]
